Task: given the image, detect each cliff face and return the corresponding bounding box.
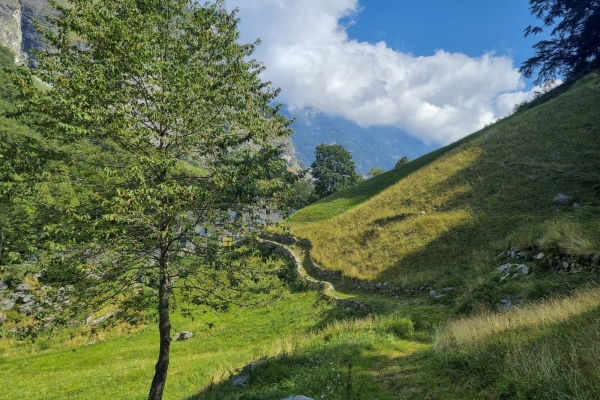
[0,0,52,64]
[0,0,23,62]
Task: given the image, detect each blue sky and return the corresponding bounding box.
[231,0,551,145]
[344,0,546,88]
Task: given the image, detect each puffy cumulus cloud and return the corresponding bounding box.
[229,0,536,145]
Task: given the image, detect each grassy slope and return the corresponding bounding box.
[288,72,600,288]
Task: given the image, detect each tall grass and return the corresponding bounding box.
[435,286,600,350]
[435,287,600,399]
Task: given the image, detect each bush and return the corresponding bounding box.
[379,317,414,339]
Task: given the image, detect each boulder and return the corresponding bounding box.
[516,264,530,275]
[282,397,314,400]
[176,331,193,341]
[14,282,29,292]
[88,312,115,326]
[497,263,512,273]
[553,193,569,204]
[0,298,15,311]
[18,301,35,315]
[0,281,7,292]
[535,252,545,260]
[231,375,249,388]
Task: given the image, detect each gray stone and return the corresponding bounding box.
[14,282,29,292]
[231,375,249,387]
[510,250,516,258]
[18,301,35,315]
[0,312,5,325]
[177,331,193,341]
[21,294,34,304]
[88,312,115,326]
[282,397,314,400]
[554,193,569,204]
[562,261,569,269]
[85,340,98,346]
[516,264,530,275]
[497,263,512,273]
[499,275,508,282]
[535,252,545,260]
[0,298,15,311]
[0,281,7,292]
[420,210,426,215]
[573,202,580,209]
[443,287,455,292]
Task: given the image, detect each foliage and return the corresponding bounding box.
[394,156,410,168]
[310,144,362,198]
[520,0,600,84]
[4,0,292,398]
[366,167,385,178]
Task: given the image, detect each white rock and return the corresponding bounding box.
[535,252,545,260]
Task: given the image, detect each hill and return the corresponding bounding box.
[283,106,439,174]
[287,72,600,293]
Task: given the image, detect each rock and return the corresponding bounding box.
[510,250,516,258]
[562,261,569,269]
[443,287,455,292]
[0,298,15,311]
[0,0,23,62]
[176,331,193,341]
[516,264,530,275]
[231,375,249,388]
[282,396,314,400]
[15,282,29,292]
[499,275,508,282]
[420,210,426,215]
[0,312,5,324]
[573,202,580,209]
[88,312,115,326]
[242,356,267,375]
[20,294,34,304]
[497,263,512,273]
[554,193,569,204]
[535,252,545,260]
[85,340,98,346]
[0,281,7,292]
[18,301,35,315]
[33,271,43,278]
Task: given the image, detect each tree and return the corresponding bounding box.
[394,156,410,168]
[367,166,385,178]
[310,144,361,198]
[6,1,291,398]
[520,0,600,84]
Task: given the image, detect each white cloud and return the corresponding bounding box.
[229,0,538,145]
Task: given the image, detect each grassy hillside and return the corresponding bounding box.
[288,72,600,290]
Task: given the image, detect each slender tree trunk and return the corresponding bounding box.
[148,265,171,400]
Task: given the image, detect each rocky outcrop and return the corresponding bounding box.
[0,0,23,62]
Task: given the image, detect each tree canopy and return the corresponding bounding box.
[310,144,361,198]
[521,0,600,84]
[4,1,292,398]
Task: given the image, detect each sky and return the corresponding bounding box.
[227,0,553,146]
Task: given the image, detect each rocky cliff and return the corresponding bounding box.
[0,0,23,62]
[0,0,52,64]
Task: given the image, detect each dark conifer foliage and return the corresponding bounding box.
[521,0,600,84]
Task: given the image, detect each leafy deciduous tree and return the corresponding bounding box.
[521,0,600,84]
[310,144,361,198]
[394,156,410,168]
[5,0,291,398]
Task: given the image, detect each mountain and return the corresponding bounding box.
[282,106,440,174]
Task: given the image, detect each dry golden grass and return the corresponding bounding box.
[435,286,600,351]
